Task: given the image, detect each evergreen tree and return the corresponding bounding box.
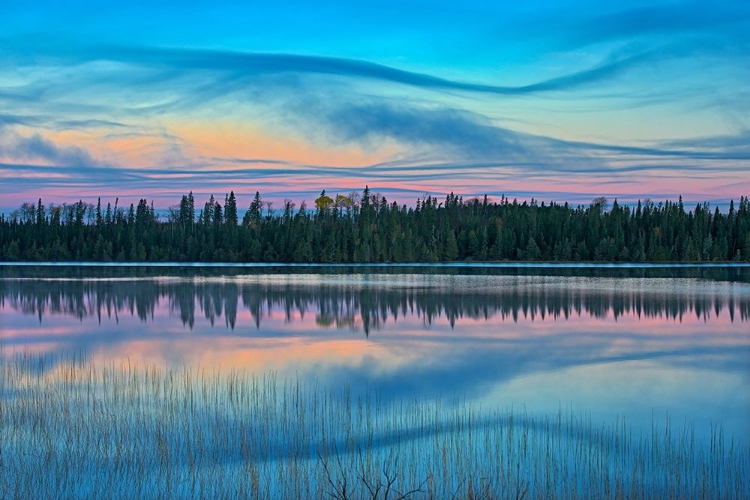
[1,191,747,263]
[225,191,238,226]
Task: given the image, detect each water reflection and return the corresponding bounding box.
[2,275,749,333]
[1,270,749,438]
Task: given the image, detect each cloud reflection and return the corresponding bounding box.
[2,270,748,437]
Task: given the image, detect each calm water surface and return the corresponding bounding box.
[2,264,749,439]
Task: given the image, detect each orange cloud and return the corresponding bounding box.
[172,120,395,168]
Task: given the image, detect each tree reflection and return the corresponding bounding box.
[2,276,748,334]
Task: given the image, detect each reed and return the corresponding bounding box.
[0,352,747,499]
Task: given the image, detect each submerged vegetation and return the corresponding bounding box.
[1,189,749,262]
[1,353,747,499]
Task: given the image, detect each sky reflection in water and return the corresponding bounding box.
[1,266,748,439]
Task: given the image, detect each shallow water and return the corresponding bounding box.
[1,264,749,440]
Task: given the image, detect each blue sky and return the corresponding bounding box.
[1,0,748,209]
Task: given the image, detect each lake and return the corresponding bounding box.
[0,266,750,436]
[2,263,748,441]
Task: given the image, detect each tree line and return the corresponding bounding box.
[1,188,748,262]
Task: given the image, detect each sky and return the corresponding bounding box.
[1,0,749,211]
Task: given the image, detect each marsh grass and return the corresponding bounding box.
[0,352,747,499]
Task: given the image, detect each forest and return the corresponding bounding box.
[1,187,748,262]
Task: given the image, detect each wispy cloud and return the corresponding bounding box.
[0,114,42,127]
[1,42,687,98]
[569,1,750,47]
[0,0,748,210]
[0,131,105,169]
[0,112,128,132]
[290,96,750,167]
